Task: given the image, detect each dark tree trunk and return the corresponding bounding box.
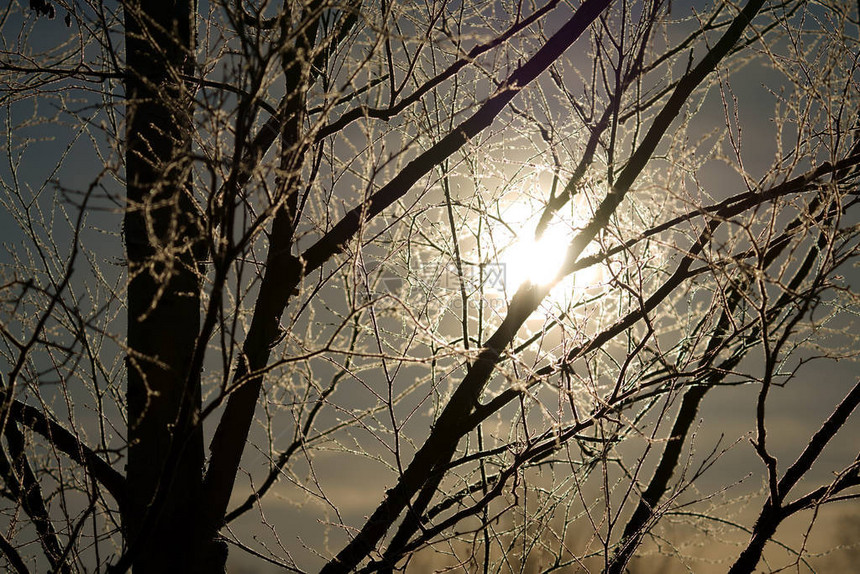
[124,1,219,571]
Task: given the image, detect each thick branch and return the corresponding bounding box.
[0,426,67,573]
[0,530,30,574]
[728,379,860,574]
[313,0,565,141]
[1,393,126,508]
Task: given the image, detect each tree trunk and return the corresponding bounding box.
[124,1,219,571]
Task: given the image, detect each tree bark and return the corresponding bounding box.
[124,0,217,571]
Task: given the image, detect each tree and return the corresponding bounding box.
[1,0,859,572]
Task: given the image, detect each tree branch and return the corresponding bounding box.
[0,397,126,509]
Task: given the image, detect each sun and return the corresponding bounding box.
[496,198,603,300]
[501,222,569,290]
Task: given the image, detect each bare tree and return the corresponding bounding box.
[1,0,859,572]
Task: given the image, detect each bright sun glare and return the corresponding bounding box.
[497,199,603,299]
[502,223,569,289]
